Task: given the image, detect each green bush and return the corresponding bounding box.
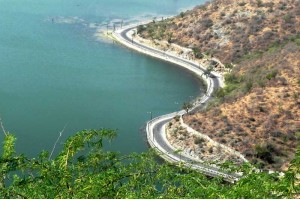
[194,137,205,144]
[256,0,263,7]
[283,14,293,23]
[137,25,146,34]
[224,74,244,84]
[295,132,300,140]
[243,81,253,93]
[266,70,277,80]
[214,84,238,98]
[224,63,234,69]
[180,12,185,18]
[174,115,180,122]
[293,92,299,100]
[255,143,276,164]
[239,2,246,6]
[192,48,204,59]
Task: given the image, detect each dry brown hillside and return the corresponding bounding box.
[139,0,300,64]
[185,42,300,170]
[139,0,300,170]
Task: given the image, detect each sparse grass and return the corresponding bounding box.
[239,51,264,62]
[296,132,300,140]
[294,92,299,100]
[224,63,234,69]
[283,14,293,23]
[256,0,263,7]
[194,137,205,144]
[266,70,277,80]
[192,48,204,59]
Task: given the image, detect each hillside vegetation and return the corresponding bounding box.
[139,0,300,171]
[139,0,299,64]
[0,131,299,198]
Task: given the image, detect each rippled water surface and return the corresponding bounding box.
[0,0,206,156]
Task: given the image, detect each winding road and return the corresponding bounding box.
[112,24,241,183]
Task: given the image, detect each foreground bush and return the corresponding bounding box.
[0,129,299,198]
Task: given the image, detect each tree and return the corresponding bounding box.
[167,32,173,43]
[182,102,193,114]
[180,12,185,18]
[192,48,204,59]
[137,25,146,34]
[203,65,214,77]
[0,130,299,198]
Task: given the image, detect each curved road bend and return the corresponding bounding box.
[113,26,240,182]
[119,27,221,95]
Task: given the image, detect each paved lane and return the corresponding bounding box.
[113,26,241,182]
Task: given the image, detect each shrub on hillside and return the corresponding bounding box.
[137,25,146,34]
[255,143,275,164]
[266,70,278,80]
[201,19,214,29]
[194,137,205,144]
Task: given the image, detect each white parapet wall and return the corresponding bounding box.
[112,24,244,182]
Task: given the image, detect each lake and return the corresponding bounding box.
[0,0,206,157]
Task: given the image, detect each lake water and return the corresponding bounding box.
[0,0,206,157]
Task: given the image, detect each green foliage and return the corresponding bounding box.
[240,51,264,61]
[0,131,299,198]
[201,19,214,28]
[255,143,277,164]
[293,92,299,100]
[291,35,300,47]
[137,25,146,34]
[167,32,173,43]
[238,37,296,63]
[214,85,237,98]
[194,137,205,144]
[267,41,282,53]
[266,70,277,80]
[238,2,246,6]
[182,102,193,114]
[295,132,300,140]
[203,66,214,78]
[283,14,293,23]
[139,21,171,40]
[243,81,253,93]
[192,48,204,59]
[213,74,245,98]
[225,74,244,84]
[179,12,184,18]
[173,115,180,122]
[256,0,263,7]
[225,63,234,69]
[2,133,16,159]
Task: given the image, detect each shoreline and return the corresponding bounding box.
[109,22,244,182]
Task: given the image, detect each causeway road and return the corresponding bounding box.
[112,24,240,182]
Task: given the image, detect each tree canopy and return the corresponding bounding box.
[0,129,299,198]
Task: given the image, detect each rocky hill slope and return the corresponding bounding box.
[139,0,299,64]
[138,0,300,170]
